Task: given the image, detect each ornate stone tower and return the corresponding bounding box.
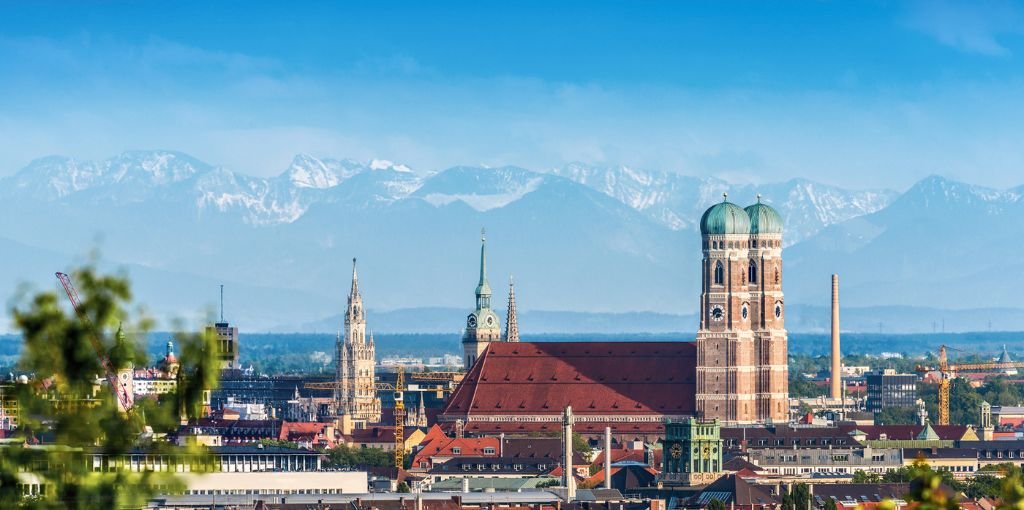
[661,418,723,486]
[336,258,382,423]
[504,275,520,343]
[695,194,788,424]
[463,230,502,370]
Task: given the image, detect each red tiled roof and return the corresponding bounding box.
[590,446,660,467]
[441,341,696,417]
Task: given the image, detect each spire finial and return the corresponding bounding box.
[478,230,488,288]
[350,257,360,298]
[756,193,762,203]
[722,192,728,202]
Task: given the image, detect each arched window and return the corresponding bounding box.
[714,261,724,285]
[748,260,758,284]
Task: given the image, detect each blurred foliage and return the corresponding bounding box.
[323,444,393,468]
[0,263,219,508]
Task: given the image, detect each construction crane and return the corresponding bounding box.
[303,367,425,469]
[917,345,1024,425]
[55,272,133,412]
[393,366,405,469]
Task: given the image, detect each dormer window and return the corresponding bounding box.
[452,447,461,455]
[483,447,495,455]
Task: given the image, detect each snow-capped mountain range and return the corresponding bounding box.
[0,151,893,240]
[1,150,1021,332]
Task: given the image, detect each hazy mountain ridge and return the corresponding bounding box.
[550,163,896,244]
[1,151,1019,332]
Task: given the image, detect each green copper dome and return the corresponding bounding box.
[745,199,783,235]
[700,196,751,235]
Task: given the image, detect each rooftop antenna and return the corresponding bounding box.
[219,284,224,323]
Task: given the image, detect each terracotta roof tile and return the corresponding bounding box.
[441,341,696,420]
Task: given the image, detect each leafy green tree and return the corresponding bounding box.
[782,483,811,510]
[823,498,838,510]
[0,264,219,509]
[396,481,411,493]
[706,498,726,510]
[324,444,393,468]
[966,474,1004,500]
[572,432,593,459]
[852,470,881,483]
[789,372,826,398]
[874,406,919,425]
[900,461,960,510]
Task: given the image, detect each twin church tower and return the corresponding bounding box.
[696,194,789,424]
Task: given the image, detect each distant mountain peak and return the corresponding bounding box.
[370,159,412,173]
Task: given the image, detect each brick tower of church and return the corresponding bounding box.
[696,194,788,424]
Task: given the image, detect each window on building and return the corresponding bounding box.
[452,447,461,455]
[714,261,724,285]
[483,447,495,455]
[748,260,758,284]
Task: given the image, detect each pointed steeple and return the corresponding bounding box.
[350,258,360,299]
[416,392,427,427]
[475,229,492,308]
[504,275,519,342]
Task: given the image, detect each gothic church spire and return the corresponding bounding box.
[504,275,519,343]
[475,229,492,308]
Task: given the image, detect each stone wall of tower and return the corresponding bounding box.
[696,233,759,424]
[749,234,788,423]
[350,336,381,423]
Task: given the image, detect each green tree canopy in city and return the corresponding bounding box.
[875,406,919,425]
[0,264,219,509]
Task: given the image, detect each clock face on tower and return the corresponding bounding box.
[670,444,682,459]
[486,316,494,326]
[710,304,725,322]
[467,315,477,328]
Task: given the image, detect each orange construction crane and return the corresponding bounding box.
[917,345,1024,425]
[55,272,133,412]
[304,366,413,468]
[393,366,406,469]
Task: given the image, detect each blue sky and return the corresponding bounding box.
[2,1,1024,188]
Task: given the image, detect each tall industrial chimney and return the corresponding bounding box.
[603,426,612,489]
[830,274,841,400]
[563,406,576,501]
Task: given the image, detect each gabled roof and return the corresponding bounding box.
[441,341,697,418]
[917,423,941,441]
[583,464,658,490]
[811,483,909,502]
[722,456,763,472]
[694,475,778,506]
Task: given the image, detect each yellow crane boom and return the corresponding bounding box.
[918,345,1024,425]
